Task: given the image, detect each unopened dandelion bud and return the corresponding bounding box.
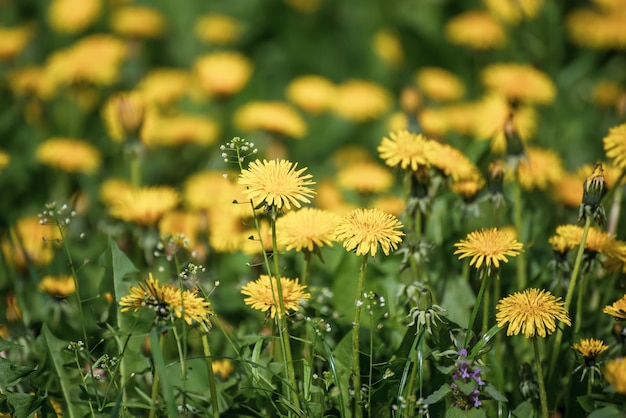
[488,159,505,195]
[582,162,607,207]
[503,113,526,158]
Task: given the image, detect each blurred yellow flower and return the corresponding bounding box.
[159,211,201,249]
[378,130,430,171]
[209,214,246,254]
[515,147,564,190]
[194,14,242,45]
[1,216,60,269]
[604,358,626,395]
[141,113,219,147]
[454,228,524,269]
[484,0,544,24]
[5,294,22,323]
[496,288,571,338]
[0,150,9,172]
[604,123,626,169]
[241,275,310,318]
[335,208,404,257]
[138,68,191,106]
[315,180,355,214]
[286,75,336,114]
[110,6,165,39]
[566,8,626,50]
[102,91,145,142]
[37,138,101,174]
[234,101,307,138]
[603,294,626,320]
[552,174,583,208]
[369,195,405,217]
[593,80,624,108]
[427,141,481,181]
[552,224,619,256]
[240,219,274,255]
[277,207,339,252]
[8,67,52,99]
[38,275,76,298]
[482,63,556,105]
[332,144,372,169]
[337,161,394,194]
[120,273,212,326]
[332,79,391,122]
[373,29,404,67]
[48,0,101,34]
[212,359,235,380]
[238,159,316,210]
[0,25,32,61]
[451,177,485,201]
[194,51,252,97]
[108,186,180,226]
[99,178,134,206]
[445,11,506,50]
[416,67,465,102]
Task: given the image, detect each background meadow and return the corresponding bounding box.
[1,0,626,417]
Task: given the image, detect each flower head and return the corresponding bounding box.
[108,186,180,226]
[337,161,394,194]
[234,101,307,138]
[238,159,316,210]
[1,216,60,269]
[102,91,145,142]
[426,141,481,181]
[416,67,465,102]
[496,288,571,338]
[0,25,32,61]
[241,275,310,318]
[37,138,101,174]
[194,14,242,45]
[484,0,544,24]
[48,0,101,34]
[212,359,235,380]
[572,338,609,363]
[373,29,404,67]
[445,11,506,50]
[604,123,626,170]
[378,130,431,171]
[38,275,76,298]
[110,6,165,39]
[286,75,336,114]
[331,79,391,122]
[516,147,564,191]
[120,273,212,326]
[277,208,339,252]
[481,63,556,105]
[141,113,219,147]
[194,51,252,97]
[335,208,404,257]
[138,69,190,106]
[454,228,524,269]
[603,294,626,320]
[604,358,626,395]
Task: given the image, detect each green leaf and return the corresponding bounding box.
[149,331,178,418]
[0,358,35,388]
[588,405,625,418]
[0,337,22,351]
[455,380,477,396]
[445,406,487,418]
[424,384,452,405]
[5,392,43,418]
[483,384,508,402]
[511,400,535,418]
[440,276,475,328]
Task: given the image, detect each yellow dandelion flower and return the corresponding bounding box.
[238,159,316,210]
[416,67,465,102]
[496,288,571,338]
[241,275,310,318]
[552,174,583,208]
[335,208,404,257]
[604,358,626,395]
[553,224,618,255]
[184,171,252,218]
[548,234,570,255]
[286,75,336,114]
[373,29,404,67]
[1,216,60,269]
[481,63,556,105]
[234,101,307,138]
[208,213,246,254]
[315,180,355,214]
[48,0,101,34]
[0,150,10,172]
[212,359,235,380]
[99,178,134,206]
[138,68,190,106]
[604,123,626,169]
[378,130,431,171]
[419,108,450,138]
[484,0,544,24]
[194,14,242,45]
[120,273,212,326]
[6,294,22,323]
[445,102,477,135]
[454,228,524,269]
[37,138,101,174]
[451,177,485,201]
[332,145,373,169]
[194,51,252,97]
[102,91,145,142]
[159,211,201,249]
[110,6,165,39]
[240,219,273,255]
[426,141,481,181]
[337,161,394,194]
[0,25,32,61]
[108,186,179,226]
[38,275,76,298]
[445,11,506,50]
[369,195,405,217]
[572,338,609,361]
[277,207,339,252]
[7,67,51,99]
[387,112,409,133]
[566,8,626,50]
[141,113,219,147]
[332,79,392,122]
[516,147,564,190]
[603,294,626,320]
[593,80,624,108]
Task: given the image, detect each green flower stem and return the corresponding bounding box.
[405,328,426,415]
[352,255,369,418]
[201,333,220,418]
[482,276,490,335]
[532,337,549,418]
[464,268,489,348]
[549,216,591,378]
[575,272,588,334]
[514,180,527,290]
[149,333,164,418]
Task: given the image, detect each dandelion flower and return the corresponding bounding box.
[38,275,76,298]
[234,101,307,138]
[603,294,626,320]
[0,150,10,172]
[552,224,618,256]
[454,228,524,269]
[102,91,145,142]
[194,14,242,45]
[0,25,32,61]
[108,186,179,226]
[1,216,60,269]
[120,273,212,326]
[377,130,430,171]
[238,159,316,210]
[335,208,404,257]
[496,288,571,338]
[277,207,339,252]
[416,67,465,102]
[572,338,609,362]
[138,68,190,106]
[604,358,626,395]
[373,29,404,67]
[485,0,544,24]
[194,51,252,97]
[212,359,235,379]
[48,0,101,34]
[141,113,219,147]
[516,147,565,191]
[445,11,506,50]
[37,138,101,174]
[286,75,336,114]
[426,141,481,181]
[337,161,394,194]
[481,63,556,105]
[332,79,391,122]
[604,123,626,170]
[241,275,310,318]
[110,6,165,39]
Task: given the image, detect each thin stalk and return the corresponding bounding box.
[464,268,488,348]
[482,277,490,335]
[405,328,426,416]
[202,333,221,418]
[149,333,164,418]
[352,255,369,418]
[549,216,591,378]
[368,311,375,416]
[513,181,527,290]
[575,272,588,334]
[532,338,549,418]
[130,148,142,188]
[608,184,623,236]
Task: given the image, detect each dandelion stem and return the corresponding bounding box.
[513,180,527,290]
[464,268,488,348]
[202,333,220,418]
[352,255,369,418]
[532,337,549,418]
[149,333,164,418]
